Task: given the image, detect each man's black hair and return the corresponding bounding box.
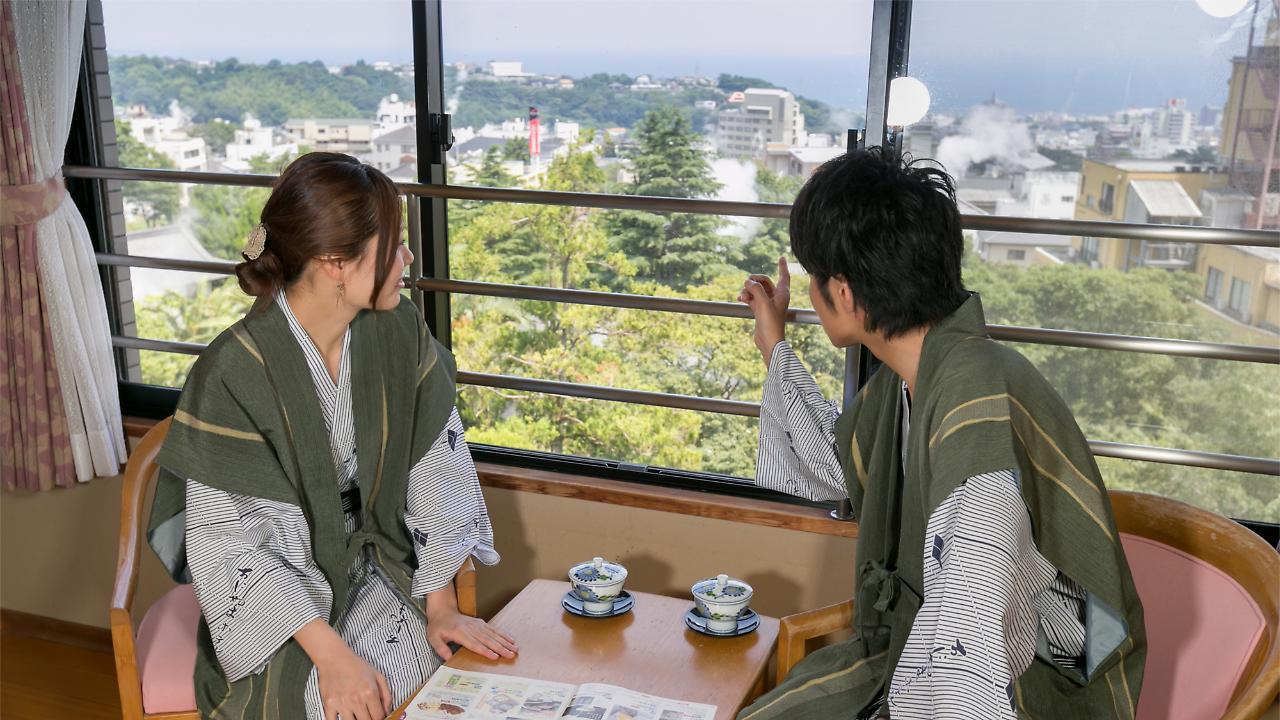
[789,146,969,339]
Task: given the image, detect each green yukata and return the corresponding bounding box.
[147,297,459,718]
[740,295,1145,719]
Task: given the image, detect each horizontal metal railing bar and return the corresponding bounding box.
[458,371,760,416]
[111,334,1278,476]
[67,165,1280,246]
[427,278,1278,364]
[422,277,823,324]
[113,335,207,355]
[94,253,1280,364]
[1088,440,1279,476]
[97,253,235,274]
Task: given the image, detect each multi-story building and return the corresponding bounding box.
[366,125,417,172]
[224,118,298,171]
[376,94,417,131]
[122,107,208,172]
[1220,18,1279,230]
[282,118,377,155]
[716,88,805,159]
[1074,158,1228,270]
[1197,244,1280,332]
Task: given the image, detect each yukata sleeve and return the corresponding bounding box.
[754,340,846,501]
[184,479,333,681]
[890,470,1058,720]
[405,407,500,597]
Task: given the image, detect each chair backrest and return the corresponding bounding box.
[1110,490,1279,720]
[112,418,173,720]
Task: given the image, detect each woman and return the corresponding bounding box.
[147,152,517,720]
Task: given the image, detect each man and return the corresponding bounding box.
[736,148,1145,719]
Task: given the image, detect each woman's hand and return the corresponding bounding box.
[315,649,393,720]
[739,256,791,365]
[425,606,518,662]
[295,619,392,720]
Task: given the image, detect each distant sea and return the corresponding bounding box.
[450,51,1235,117]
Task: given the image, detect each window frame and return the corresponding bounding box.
[79,0,1280,527]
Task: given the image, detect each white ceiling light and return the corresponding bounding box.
[887,76,931,127]
[1195,0,1249,18]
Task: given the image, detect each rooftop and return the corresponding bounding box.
[1107,159,1221,173]
[284,118,374,126]
[372,125,418,145]
[1129,179,1202,219]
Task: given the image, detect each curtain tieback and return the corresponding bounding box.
[0,173,66,226]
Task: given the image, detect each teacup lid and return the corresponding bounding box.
[692,573,753,601]
[569,557,628,585]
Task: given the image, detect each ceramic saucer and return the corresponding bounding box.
[562,590,634,618]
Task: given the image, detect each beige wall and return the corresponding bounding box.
[1,476,857,629]
[1196,244,1280,331]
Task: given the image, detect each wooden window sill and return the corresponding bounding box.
[124,417,857,539]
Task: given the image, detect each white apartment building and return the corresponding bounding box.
[224,121,298,171]
[376,94,417,131]
[716,88,805,158]
[125,118,207,173]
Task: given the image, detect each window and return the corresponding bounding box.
[906,0,1280,521]
[1099,182,1116,216]
[1228,277,1252,319]
[440,0,874,477]
[86,0,1278,522]
[1205,266,1224,303]
[1080,236,1099,264]
[101,0,414,386]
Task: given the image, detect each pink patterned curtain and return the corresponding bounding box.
[0,1,75,490]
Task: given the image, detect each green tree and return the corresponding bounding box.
[189,152,291,260]
[965,259,1279,521]
[471,146,517,188]
[190,119,237,155]
[1037,146,1084,172]
[111,56,412,124]
[608,107,734,290]
[738,165,804,273]
[501,137,530,163]
[1170,145,1219,164]
[117,121,181,226]
[135,279,253,387]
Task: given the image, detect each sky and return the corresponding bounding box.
[101,0,1271,114]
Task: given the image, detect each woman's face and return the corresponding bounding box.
[345,233,413,312]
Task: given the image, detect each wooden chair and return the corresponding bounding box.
[113,419,478,720]
[773,490,1279,719]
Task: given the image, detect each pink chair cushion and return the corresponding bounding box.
[1121,533,1266,720]
[136,584,200,713]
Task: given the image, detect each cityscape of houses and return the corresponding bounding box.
[118,18,1278,338]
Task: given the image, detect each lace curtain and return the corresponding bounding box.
[2,0,125,488]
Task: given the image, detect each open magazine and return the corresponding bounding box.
[405,667,718,720]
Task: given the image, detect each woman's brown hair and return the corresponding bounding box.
[235,152,403,309]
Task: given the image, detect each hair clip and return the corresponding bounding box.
[243,223,267,260]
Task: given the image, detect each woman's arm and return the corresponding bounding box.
[405,407,516,661]
[185,479,332,680]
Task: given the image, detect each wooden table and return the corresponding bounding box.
[393,579,779,720]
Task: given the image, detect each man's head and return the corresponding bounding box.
[789,146,968,347]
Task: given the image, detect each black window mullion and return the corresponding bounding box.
[412,0,451,346]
